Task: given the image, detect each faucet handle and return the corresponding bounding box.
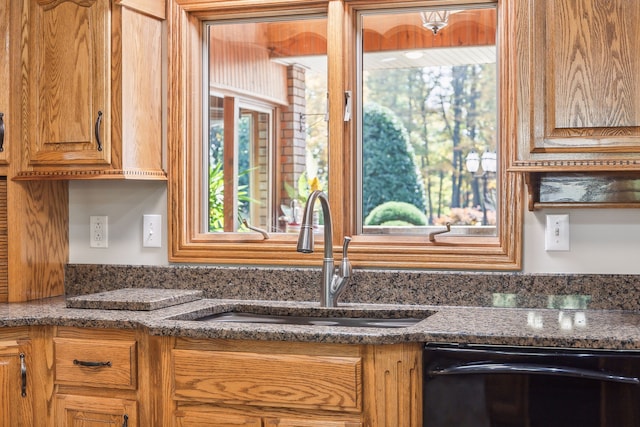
[339,237,352,278]
[342,236,352,255]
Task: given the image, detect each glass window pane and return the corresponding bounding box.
[360,6,498,237]
[204,17,328,234]
[208,95,225,232]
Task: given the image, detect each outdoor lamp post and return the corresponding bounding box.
[480,151,497,225]
[465,150,481,213]
[465,150,496,225]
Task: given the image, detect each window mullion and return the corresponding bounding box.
[223,96,238,232]
[326,0,346,249]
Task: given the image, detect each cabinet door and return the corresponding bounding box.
[55,394,136,427]
[0,0,10,165]
[0,341,32,427]
[514,0,640,169]
[26,0,110,167]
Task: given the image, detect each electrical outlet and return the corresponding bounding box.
[143,214,162,248]
[545,214,569,251]
[90,215,108,248]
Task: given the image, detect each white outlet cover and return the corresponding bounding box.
[90,215,108,248]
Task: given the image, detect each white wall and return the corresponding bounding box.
[68,181,640,273]
[69,181,168,265]
[523,208,640,274]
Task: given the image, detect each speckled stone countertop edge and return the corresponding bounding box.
[2,296,640,349]
[65,288,204,311]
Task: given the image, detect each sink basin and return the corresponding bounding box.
[169,304,434,328]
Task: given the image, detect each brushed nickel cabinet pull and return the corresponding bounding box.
[95,111,103,151]
[20,353,26,397]
[73,359,112,367]
[0,112,4,153]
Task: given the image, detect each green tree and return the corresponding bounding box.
[362,103,426,219]
[365,62,497,224]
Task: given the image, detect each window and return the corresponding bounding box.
[168,0,523,269]
[359,7,498,236]
[203,17,328,235]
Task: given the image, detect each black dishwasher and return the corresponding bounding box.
[424,343,640,427]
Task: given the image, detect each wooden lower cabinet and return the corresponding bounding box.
[166,338,422,427]
[0,337,32,427]
[264,417,362,427]
[173,407,362,427]
[174,408,262,427]
[54,394,136,427]
[13,327,421,426]
[52,327,147,427]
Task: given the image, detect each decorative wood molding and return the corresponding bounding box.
[37,0,98,10]
[511,159,640,172]
[13,169,167,180]
[174,0,327,13]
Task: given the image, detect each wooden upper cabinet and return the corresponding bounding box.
[511,0,640,171]
[19,0,166,180]
[25,0,110,167]
[0,0,11,167]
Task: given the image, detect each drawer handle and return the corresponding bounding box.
[73,359,112,368]
[20,353,26,397]
[0,112,4,153]
[95,111,103,151]
[122,414,128,427]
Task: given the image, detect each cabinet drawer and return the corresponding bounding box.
[174,408,262,427]
[54,337,137,389]
[172,349,362,412]
[265,418,362,427]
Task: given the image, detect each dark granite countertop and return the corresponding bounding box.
[65,288,203,311]
[2,294,640,349]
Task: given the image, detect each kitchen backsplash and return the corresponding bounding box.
[64,264,640,311]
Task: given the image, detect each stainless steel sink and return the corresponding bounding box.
[169,304,434,328]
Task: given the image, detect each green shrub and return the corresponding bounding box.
[362,103,426,218]
[364,201,428,226]
[380,220,414,226]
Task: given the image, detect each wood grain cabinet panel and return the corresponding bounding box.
[54,337,137,390]
[166,339,423,427]
[52,328,149,427]
[512,0,640,170]
[55,394,137,427]
[25,0,110,167]
[174,408,262,427]
[19,0,166,180]
[0,0,11,166]
[264,418,362,427]
[172,349,362,412]
[0,339,32,427]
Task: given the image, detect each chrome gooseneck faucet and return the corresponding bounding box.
[296,190,352,307]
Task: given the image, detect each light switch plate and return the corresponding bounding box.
[545,214,570,251]
[143,214,162,248]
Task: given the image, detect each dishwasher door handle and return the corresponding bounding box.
[428,362,640,385]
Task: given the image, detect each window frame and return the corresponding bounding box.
[167,0,523,269]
